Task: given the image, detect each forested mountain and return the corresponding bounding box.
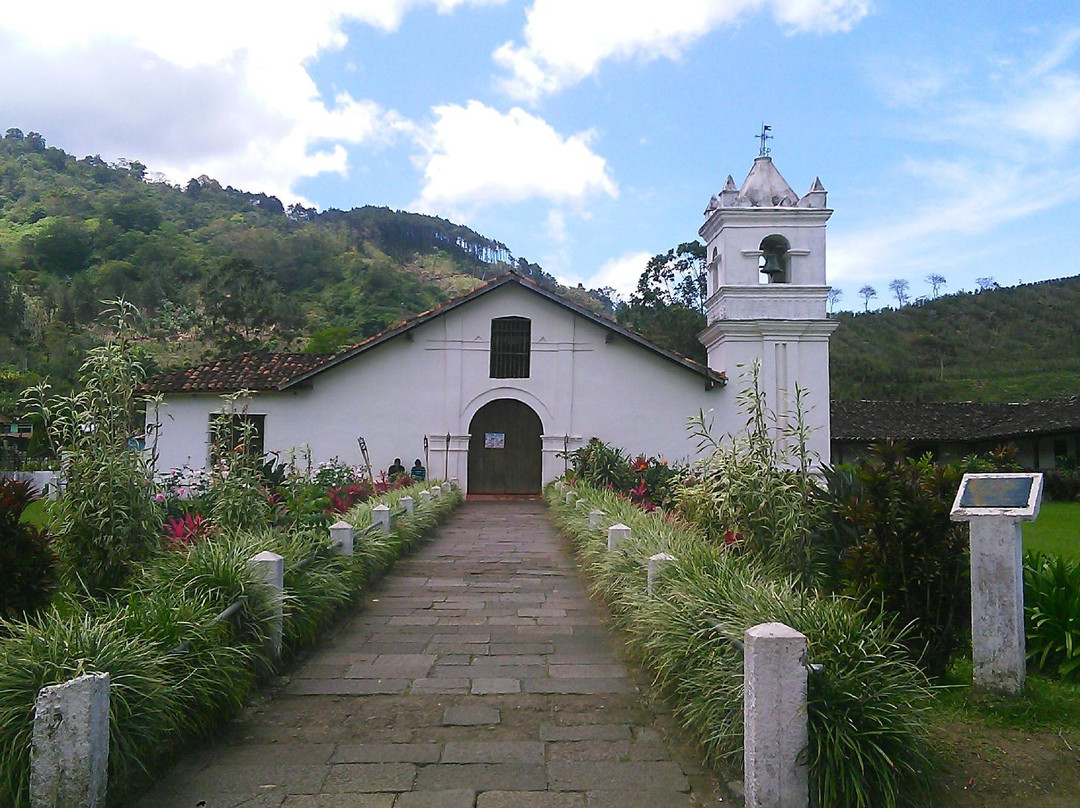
[2,128,1076,414]
[830,276,1080,402]
[0,129,610,412]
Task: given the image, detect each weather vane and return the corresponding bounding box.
[757,123,772,157]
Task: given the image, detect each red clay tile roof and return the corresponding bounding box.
[142,352,333,394]
[831,397,1080,443]
[142,272,726,394]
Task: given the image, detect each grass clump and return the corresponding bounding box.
[0,481,462,806]
[549,484,937,808]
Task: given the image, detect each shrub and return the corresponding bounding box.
[674,365,822,581]
[21,300,163,597]
[548,484,936,808]
[814,442,970,677]
[565,438,636,492]
[0,479,57,620]
[1044,468,1080,502]
[1024,551,1080,679]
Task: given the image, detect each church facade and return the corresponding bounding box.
[144,156,838,494]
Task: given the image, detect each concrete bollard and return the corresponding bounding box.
[372,504,392,533]
[744,622,809,808]
[607,523,631,551]
[448,478,459,490]
[554,481,565,494]
[431,485,442,499]
[329,520,355,555]
[565,490,576,504]
[420,489,432,504]
[400,495,414,517]
[31,673,110,808]
[248,551,285,659]
[647,552,676,595]
[589,509,604,530]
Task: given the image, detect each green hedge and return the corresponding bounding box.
[0,482,462,807]
[549,484,937,808]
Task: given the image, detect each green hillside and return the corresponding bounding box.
[0,129,610,412]
[830,277,1080,402]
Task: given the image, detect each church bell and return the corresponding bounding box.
[760,252,782,278]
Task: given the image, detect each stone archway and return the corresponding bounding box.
[467,398,543,494]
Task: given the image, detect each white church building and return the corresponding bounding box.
[144,156,838,494]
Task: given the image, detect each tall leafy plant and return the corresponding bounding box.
[814,442,970,677]
[675,362,823,581]
[0,479,57,619]
[21,300,162,598]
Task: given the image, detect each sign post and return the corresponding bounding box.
[950,472,1044,694]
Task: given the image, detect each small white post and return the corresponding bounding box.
[400,495,414,517]
[565,490,576,504]
[420,489,432,504]
[431,485,442,499]
[744,622,809,808]
[589,509,604,530]
[554,480,565,494]
[248,551,285,659]
[31,673,110,808]
[329,520,354,555]
[448,478,459,490]
[607,523,631,551]
[372,504,391,533]
[647,552,676,595]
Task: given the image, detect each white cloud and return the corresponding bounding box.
[561,250,650,298]
[0,1,494,202]
[412,101,617,216]
[494,0,870,101]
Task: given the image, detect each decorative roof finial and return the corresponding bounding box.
[757,123,772,157]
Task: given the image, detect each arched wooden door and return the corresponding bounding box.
[467,399,543,494]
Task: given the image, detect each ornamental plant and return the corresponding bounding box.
[21,300,162,598]
[0,478,57,620]
[1024,551,1080,679]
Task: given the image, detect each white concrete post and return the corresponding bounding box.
[565,490,576,504]
[248,551,284,659]
[329,520,354,555]
[400,495,414,517]
[647,552,676,595]
[554,481,565,494]
[419,489,432,504]
[968,519,1027,693]
[589,509,604,530]
[744,622,809,808]
[607,523,631,551]
[372,504,392,533]
[431,485,442,499]
[31,673,110,808]
[448,478,459,490]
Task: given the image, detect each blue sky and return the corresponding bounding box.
[2,1,1079,310]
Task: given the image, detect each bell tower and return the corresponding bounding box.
[698,156,838,463]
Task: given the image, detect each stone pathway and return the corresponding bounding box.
[136,500,718,807]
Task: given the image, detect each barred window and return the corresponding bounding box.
[210,414,266,462]
[489,317,531,378]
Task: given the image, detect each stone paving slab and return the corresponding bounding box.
[134,501,721,807]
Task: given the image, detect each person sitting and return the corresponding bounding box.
[410,459,426,481]
[388,458,405,478]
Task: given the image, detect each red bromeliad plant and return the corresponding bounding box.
[164,512,214,549]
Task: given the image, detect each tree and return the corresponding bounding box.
[889,278,910,307]
[826,287,843,314]
[976,277,999,292]
[201,258,302,353]
[859,285,877,312]
[617,242,708,362]
[926,273,946,298]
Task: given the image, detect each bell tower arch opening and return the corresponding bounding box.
[758,234,791,284]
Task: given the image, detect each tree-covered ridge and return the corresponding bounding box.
[0,128,611,413]
[830,276,1080,402]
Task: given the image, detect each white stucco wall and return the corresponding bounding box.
[150,283,735,489]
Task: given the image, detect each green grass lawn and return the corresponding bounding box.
[1023,501,1080,559]
[19,499,50,529]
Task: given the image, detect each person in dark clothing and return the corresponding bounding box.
[388,458,405,478]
